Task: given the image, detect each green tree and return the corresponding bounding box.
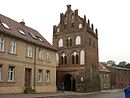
[124,63,130,68]
[106,60,116,66]
[118,61,127,67]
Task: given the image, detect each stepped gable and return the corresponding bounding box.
[54,4,98,38]
[0,14,56,51]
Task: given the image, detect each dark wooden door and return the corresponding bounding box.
[25,68,32,88]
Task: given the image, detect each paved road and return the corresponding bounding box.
[0,91,124,98]
[47,92,124,98]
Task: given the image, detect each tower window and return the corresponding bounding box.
[58,38,63,47]
[79,24,82,29]
[80,50,85,65]
[75,36,81,45]
[67,37,72,46]
[60,53,67,65]
[72,51,79,64]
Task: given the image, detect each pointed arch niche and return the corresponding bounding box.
[75,36,81,45]
[58,38,63,47]
[80,50,85,65]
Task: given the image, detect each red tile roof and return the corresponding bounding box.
[99,63,110,72]
[0,14,56,51]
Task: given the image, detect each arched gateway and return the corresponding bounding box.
[62,74,76,91]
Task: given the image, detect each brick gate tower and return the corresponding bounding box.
[53,5,100,92]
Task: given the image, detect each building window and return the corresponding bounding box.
[46,70,50,83]
[0,34,4,51]
[2,22,10,29]
[60,53,67,65]
[46,51,51,61]
[80,50,85,65]
[72,51,79,64]
[27,45,32,57]
[57,28,60,32]
[9,39,16,54]
[8,66,15,82]
[75,36,81,45]
[58,38,63,47]
[67,37,72,46]
[38,69,42,82]
[0,65,2,81]
[18,29,25,35]
[79,24,82,29]
[39,48,44,60]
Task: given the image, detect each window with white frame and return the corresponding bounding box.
[45,70,50,83]
[75,36,81,45]
[9,39,16,54]
[38,69,42,82]
[80,50,85,65]
[46,51,51,61]
[27,45,32,57]
[8,66,15,82]
[58,38,63,47]
[0,34,4,51]
[0,65,2,81]
[39,48,44,60]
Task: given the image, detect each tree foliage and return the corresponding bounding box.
[101,60,130,69]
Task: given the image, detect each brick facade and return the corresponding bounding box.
[107,66,130,89]
[53,5,100,92]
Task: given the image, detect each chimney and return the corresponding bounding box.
[20,19,25,26]
[67,4,71,10]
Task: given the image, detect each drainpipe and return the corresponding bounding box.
[33,45,37,92]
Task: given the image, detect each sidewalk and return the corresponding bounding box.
[0,91,98,98]
[101,89,123,93]
[0,89,123,98]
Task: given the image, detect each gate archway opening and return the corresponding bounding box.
[62,74,76,91]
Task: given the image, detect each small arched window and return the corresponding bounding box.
[76,36,81,45]
[67,37,72,46]
[79,24,82,29]
[72,51,79,64]
[60,53,67,65]
[58,38,63,47]
[57,28,60,32]
[80,50,85,65]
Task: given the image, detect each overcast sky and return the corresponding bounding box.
[1,0,130,64]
